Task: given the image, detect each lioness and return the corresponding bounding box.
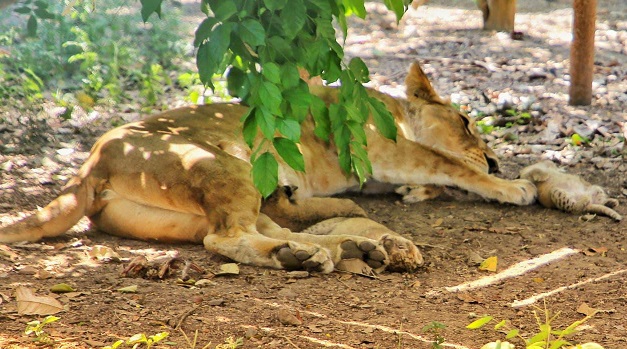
[0,62,536,273]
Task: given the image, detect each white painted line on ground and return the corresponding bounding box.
[511,268,627,308]
[445,247,580,293]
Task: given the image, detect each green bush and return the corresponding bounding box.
[0,0,191,106]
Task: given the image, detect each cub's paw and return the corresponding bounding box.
[496,179,537,206]
[605,198,619,208]
[338,238,389,271]
[275,242,334,273]
[380,235,424,272]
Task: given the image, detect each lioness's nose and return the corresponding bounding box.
[485,154,499,173]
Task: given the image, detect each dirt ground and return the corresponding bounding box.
[1,1,626,348]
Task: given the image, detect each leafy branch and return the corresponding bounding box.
[142,0,410,197]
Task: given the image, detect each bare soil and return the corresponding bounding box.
[1,1,626,348]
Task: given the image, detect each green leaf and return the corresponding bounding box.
[334,124,352,174]
[527,331,549,345]
[348,57,370,83]
[226,67,249,98]
[34,0,48,9]
[280,63,301,89]
[194,17,218,47]
[283,82,312,121]
[208,1,237,21]
[324,53,342,83]
[41,315,60,325]
[263,0,288,11]
[128,333,148,344]
[241,108,257,147]
[505,329,519,339]
[345,104,365,122]
[277,118,301,142]
[369,98,397,141]
[34,8,55,19]
[280,0,306,40]
[50,283,75,293]
[466,316,493,329]
[26,15,37,37]
[383,0,407,22]
[252,152,279,198]
[548,340,571,349]
[343,0,367,18]
[196,23,234,86]
[255,107,276,139]
[310,95,330,142]
[274,137,305,172]
[257,81,282,114]
[140,0,162,22]
[346,120,367,144]
[149,332,169,343]
[351,143,371,185]
[494,320,507,330]
[262,62,281,84]
[238,19,266,47]
[14,6,32,14]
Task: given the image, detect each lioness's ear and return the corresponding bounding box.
[405,62,443,103]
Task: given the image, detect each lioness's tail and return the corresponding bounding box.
[0,178,91,243]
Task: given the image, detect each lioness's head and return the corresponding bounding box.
[401,62,499,173]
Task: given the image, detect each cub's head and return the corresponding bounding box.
[401,62,499,174]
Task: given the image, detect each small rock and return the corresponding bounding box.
[17,266,38,275]
[207,298,225,306]
[194,279,216,287]
[278,288,298,299]
[285,271,309,279]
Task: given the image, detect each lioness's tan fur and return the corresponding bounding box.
[0,62,536,272]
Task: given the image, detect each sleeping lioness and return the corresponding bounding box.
[0,62,536,273]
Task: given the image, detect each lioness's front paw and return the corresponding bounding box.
[380,234,423,272]
[339,238,389,270]
[497,179,537,205]
[275,242,334,273]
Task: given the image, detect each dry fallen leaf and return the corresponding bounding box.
[432,218,444,227]
[117,285,138,293]
[88,245,120,261]
[335,259,376,278]
[577,302,598,316]
[15,286,64,315]
[478,256,498,272]
[0,244,20,261]
[216,263,240,276]
[50,283,76,294]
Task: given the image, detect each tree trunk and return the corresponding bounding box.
[477,0,516,32]
[568,0,597,106]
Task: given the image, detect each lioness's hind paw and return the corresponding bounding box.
[381,235,424,272]
[340,239,388,270]
[276,242,334,273]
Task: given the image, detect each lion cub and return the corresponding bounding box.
[520,161,622,221]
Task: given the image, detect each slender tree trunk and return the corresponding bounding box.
[477,0,517,32]
[569,0,597,106]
